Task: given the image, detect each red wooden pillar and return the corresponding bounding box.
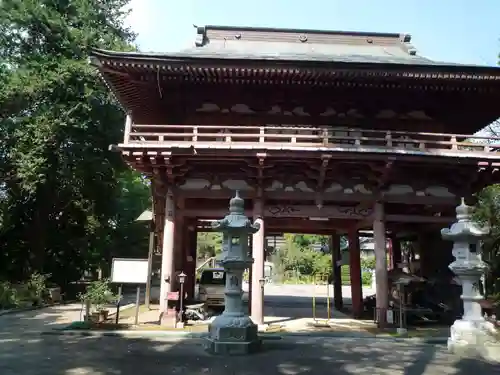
[348,228,363,318]
[251,199,265,325]
[159,191,176,313]
[330,233,343,310]
[374,202,388,327]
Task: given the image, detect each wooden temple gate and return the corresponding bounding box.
[91,25,500,326]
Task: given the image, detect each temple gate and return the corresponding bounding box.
[91,25,500,326]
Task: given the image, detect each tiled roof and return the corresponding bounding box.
[176,39,439,65]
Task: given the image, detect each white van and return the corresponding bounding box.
[198,268,226,307]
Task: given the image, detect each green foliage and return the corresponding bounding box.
[270,233,373,285]
[79,279,117,312]
[20,272,50,306]
[475,185,500,298]
[0,282,19,308]
[361,271,372,286]
[361,256,376,271]
[0,0,150,286]
[0,272,52,308]
[196,232,223,259]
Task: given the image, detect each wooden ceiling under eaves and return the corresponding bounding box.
[90,25,500,134]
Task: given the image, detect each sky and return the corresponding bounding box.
[124,0,499,66]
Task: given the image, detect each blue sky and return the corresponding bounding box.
[126,0,499,66]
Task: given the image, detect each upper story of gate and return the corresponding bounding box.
[90,25,500,161]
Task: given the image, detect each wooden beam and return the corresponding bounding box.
[181,207,455,224]
[177,189,459,206]
[385,214,454,224]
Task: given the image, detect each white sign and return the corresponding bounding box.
[212,271,224,279]
[111,258,148,284]
[387,309,394,324]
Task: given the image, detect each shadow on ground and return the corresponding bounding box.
[0,297,498,374]
[0,333,498,375]
[0,305,86,334]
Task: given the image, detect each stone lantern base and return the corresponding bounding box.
[204,315,261,355]
[448,319,500,363]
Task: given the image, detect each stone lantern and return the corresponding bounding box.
[205,191,261,355]
[442,199,497,358]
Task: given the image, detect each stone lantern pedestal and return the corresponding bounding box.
[442,199,499,361]
[204,192,261,355]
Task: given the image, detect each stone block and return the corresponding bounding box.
[448,338,500,363]
[204,337,261,355]
[448,320,500,363]
[205,319,261,355]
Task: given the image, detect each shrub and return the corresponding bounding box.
[361,256,376,271]
[16,273,50,306]
[362,271,372,286]
[80,279,118,312]
[0,282,19,309]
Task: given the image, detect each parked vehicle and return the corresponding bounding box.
[197,268,226,307]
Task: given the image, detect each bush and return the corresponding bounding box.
[362,271,372,286]
[0,273,52,309]
[14,273,50,307]
[80,279,118,312]
[0,282,19,309]
[361,256,376,271]
[340,265,372,286]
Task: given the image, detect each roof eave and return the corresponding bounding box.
[89,48,500,74]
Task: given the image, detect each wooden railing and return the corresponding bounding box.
[125,124,500,155]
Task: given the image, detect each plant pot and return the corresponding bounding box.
[89,312,101,323]
[48,287,61,303]
[99,309,109,321]
[88,310,109,323]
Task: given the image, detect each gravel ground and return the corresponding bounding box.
[0,334,498,375]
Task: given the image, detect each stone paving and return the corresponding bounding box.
[1,334,499,375]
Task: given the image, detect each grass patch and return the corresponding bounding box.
[115,304,151,321]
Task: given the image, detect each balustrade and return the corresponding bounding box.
[126,124,500,155]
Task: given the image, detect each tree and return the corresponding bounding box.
[474,185,500,299]
[196,232,223,260]
[0,0,145,286]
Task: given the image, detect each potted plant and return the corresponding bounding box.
[80,279,118,323]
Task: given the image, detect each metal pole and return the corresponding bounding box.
[145,227,154,310]
[248,236,253,315]
[399,285,403,330]
[134,285,141,325]
[115,284,122,324]
[180,282,184,318]
[326,275,331,321]
[312,276,316,321]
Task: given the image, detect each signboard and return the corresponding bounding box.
[111,258,148,284]
[212,271,224,280]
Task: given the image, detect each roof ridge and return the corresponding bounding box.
[200,24,404,39]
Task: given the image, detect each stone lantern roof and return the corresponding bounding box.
[211,191,260,232]
[441,199,489,241]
